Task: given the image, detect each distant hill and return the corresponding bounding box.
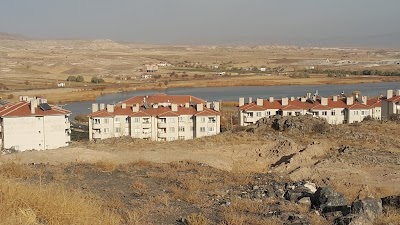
[0,32,30,40]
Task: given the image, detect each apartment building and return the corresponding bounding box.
[239,93,383,126]
[88,94,221,141]
[381,89,400,120]
[0,96,71,151]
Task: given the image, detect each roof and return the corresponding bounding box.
[348,102,372,110]
[366,97,382,108]
[0,101,70,117]
[121,93,206,106]
[386,95,400,103]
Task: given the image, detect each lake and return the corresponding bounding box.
[63,82,400,117]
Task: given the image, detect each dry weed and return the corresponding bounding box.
[374,208,400,225]
[95,160,117,172]
[186,213,210,225]
[131,179,148,195]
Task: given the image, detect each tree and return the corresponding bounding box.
[91,77,105,83]
[76,76,84,82]
[66,76,77,82]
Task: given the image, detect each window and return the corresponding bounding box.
[168,137,175,141]
[143,118,150,124]
[288,112,292,116]
[208,127,215,132]
[331,110,336,116]
[115,127,121,133]
[266,111,271,116]
[361,111,365,116]
[208,117,216,123]
[134,128,140,133]
[179,117,185,122]
[353,111,359,116]
[104,128,109,133]
[179,136,185,140]
[134,118,141,123]
[200,127,206,132]
[125,117,129,123]
[313,112,318,116]
[94,119,100,124]
[169,118,175,123]
[200,117,206,123]
[248,112,253,117]
[179,126,185,132]
[256,112,262,117]
[322,111,327,116]
[115,118,120,123]
[169,127,175,133]
[104,119,109,124]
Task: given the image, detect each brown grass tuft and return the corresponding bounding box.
[186,213,210,225]
[95,160,117,172]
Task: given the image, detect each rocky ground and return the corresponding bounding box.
[0,116,399,224]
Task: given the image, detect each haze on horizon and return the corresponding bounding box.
[1,0,400,47]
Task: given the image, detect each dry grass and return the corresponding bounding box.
[374,208,400,225]
[95,160,117,172]
[131,179,148,196]
[0,177,121,225]
[186,213,210,225]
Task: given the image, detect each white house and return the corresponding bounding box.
[0,96,71,151]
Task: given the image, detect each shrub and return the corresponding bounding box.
[76,75,85,82]
[66,76,77,81]
[91,77,105,83]
[389,114,400,121]
[74,114,89,123]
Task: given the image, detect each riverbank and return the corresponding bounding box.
[1,75,400,104]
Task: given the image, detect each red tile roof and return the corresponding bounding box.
[0,101,70,117]
[366,97,382,108]
[386,95,400,103]
[348,102,372,110]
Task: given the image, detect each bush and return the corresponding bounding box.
[76,75,84,82]
[91,77,105,83]
[389,114,400,121]
[66,76,77,81]
[74,114,89,123]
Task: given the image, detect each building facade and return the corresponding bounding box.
[0,97,71,151]
[88,94,221,141]
[238,92,387,126]
[381,89,400,120]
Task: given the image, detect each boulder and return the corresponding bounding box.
[381,195,400,208]
[314,187,347,209]
[351,198,382,220]
[334,214,372,225]
[298,197,312,207]
[303,182,317,194]
[285,190,304,202]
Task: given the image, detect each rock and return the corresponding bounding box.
[314,187,347,209]
[334,214,373,225]
[303,182,317,194]
[281,213,310,225]
[381,195,400,208]
[284,190,304,202]
[352,198,382,220]
[298,197,311,206]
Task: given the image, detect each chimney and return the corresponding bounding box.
[153,103,159,108]
[185,102,190,108]
[213,101,220,111]
[248,97,253,104]
[92,103,99,113]
[346,96,354,105]
[307,93,312,99]
[99,103,105,110]
[171,103,178,112]
[239,97,245,107]
[256,98,263,106]
[282,97,289,106]
[321,97,328,106]
[290,96,295,101]
[206,102,211,108]
[300,97,306,102]
[196,103,203,112]
[19,96,23,101]
[132,103,139,112]
[269,97,274,102]
[387,90,393,99]
[122,103,126,109]
[361,96,368,105]
[396,89,400,96]
[333,96,338,102]
[30,99,36,114]
[106,104,114,113]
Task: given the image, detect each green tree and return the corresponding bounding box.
[76,75,84,82]
[66,76,77,82]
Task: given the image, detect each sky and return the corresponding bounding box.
[1,0,400,46]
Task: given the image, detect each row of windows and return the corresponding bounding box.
[94,118,129,124]
[94,116,216,124]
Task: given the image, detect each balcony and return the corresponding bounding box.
[92,132,102,139]
[142,122,151,128]
[92,123,102,129]
[157,131,167,138]
[157,122,167,128]
[142,132,152,138]
[243,116,256,123]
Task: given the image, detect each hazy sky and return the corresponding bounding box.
[1,0,400,45]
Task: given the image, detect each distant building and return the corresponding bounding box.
[381,89,400,120]
[88,94,221,141]
[0,96,71,151]
[260,68,267,72]
[144,64,159,73]
[141,74,152,79]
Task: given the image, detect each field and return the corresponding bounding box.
[1,39,400,103]
[1,119,399,224]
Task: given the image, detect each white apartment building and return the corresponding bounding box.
[381,89,400,120]
[239,93,384,126]
[0,96,71,151]
[88,94,221,141]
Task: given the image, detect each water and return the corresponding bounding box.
[63,82,400,117]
